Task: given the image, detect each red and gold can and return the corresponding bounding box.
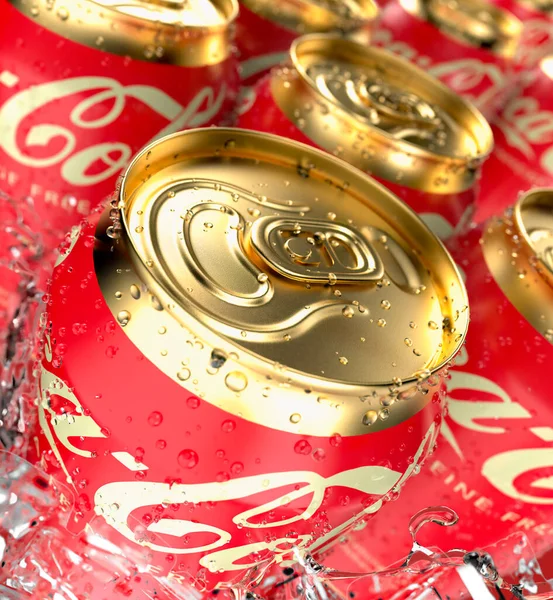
[238,35,494,239]
[492,0,553,68]
[0,0,239,245]
[475,55,553,223]
[36,127,468,591]
[235,0,379,85]
[325,188,553,580]
[373,0,523,121]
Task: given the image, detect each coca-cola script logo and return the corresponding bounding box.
[0,72,227,187]
[442,347,553,505]
[495,93,553,175]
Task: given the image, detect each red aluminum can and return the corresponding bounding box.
[36,127,468,592]
[492,0,553,68]
[0,0,239,246]
[475,56,553,223]
[237,35,494,239]
[234,0,378,85]
[324,188,553,582]
[373,0,523,121]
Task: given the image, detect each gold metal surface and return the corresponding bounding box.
[482,188,553,345]
[399,0,522,58]
[239,0,378,34]
[95,128,469,436]
[271,35,493,194]
[9,0,237,66]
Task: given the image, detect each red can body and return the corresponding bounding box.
[492,0,553,68]
[373,0,521,121]
[35,126,467,593]
[475,57,553,223]
[0,0,239,246]
[325,195,553,581]
[238,75,479,239]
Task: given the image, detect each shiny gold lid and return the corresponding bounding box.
[482,188,553,344]
[271,35,493,194]
[94,128,468,435]
[399,0,522,58]
[239,0,378,34]
[10,0,238,66]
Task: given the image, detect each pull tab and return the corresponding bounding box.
[360,82,442,130]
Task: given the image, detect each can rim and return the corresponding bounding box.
[280,34,494,194]
[398,0,523,59]
[482,188,553,345]
[239,0,379,34]
[8,0,239,66]
[116,126,469,391]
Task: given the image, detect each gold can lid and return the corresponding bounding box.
[10,0,237,66]
[239,0,378,34]
[271,35,493,194]
[95,128,468,435]
[398,0,522,58]
[482,189,553,345]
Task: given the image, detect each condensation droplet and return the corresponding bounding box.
[130,285,141,300]
[363,410,378,426]
[117,310,131,327]
[289,413,301,424]
[339,356,348,365]
[377,318,386,327]
[177,449,198,469]
[380,300,391,310]
[342,306,354,318]
[177,368,191,381]
[225,371,248,392]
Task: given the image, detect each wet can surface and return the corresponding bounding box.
[475,56,553,223]
[235,0,378,85]
[373,0,522,121]
[492,0,553,68]
[36,128,468,590]
[325,189,553,580]
[0,0,239,246]
[237,35,494,239]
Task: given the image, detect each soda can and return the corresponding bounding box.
[324,188,553,581]
[235,0,379,85]
[373,0,523,121]
[36,127,468,590]
[492,0,553,69]
[475,56,553,223]
[237,35,494,239]
[0,0,239,245]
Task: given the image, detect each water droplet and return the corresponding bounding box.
[210,349,227,369]
[380,408,390,421]
[327,212,336,221]
[363,410,378,426]
[428,320,439,330]
[57,6,69,19]
[134,226,143,233]
[329,433,342,447]
[225,371,248,392]
[148,411,163,427]
[158,326,167,335]
[339,356,348,365]
[283,334,292,342]
[130,284,141,300]
[404,338,413,347]
[204,222,213,229]
[289,413,301,424]
[177,368,191,381]
[224,139,236,150]
[221,419,236,433]
[294,440,312,455]
[116,310,131,327]
[177,449,198,469]
[187,396,200,409]
[156,439,167,450]
[545,328,553,342]
[342,306,354,318]
[114,291,122,299]
[257,273,268,283]
[312,448,326,461]
[230,462,244,475]
[105,346,118,358]
[409,321,417,329]
[381,300,391,310]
